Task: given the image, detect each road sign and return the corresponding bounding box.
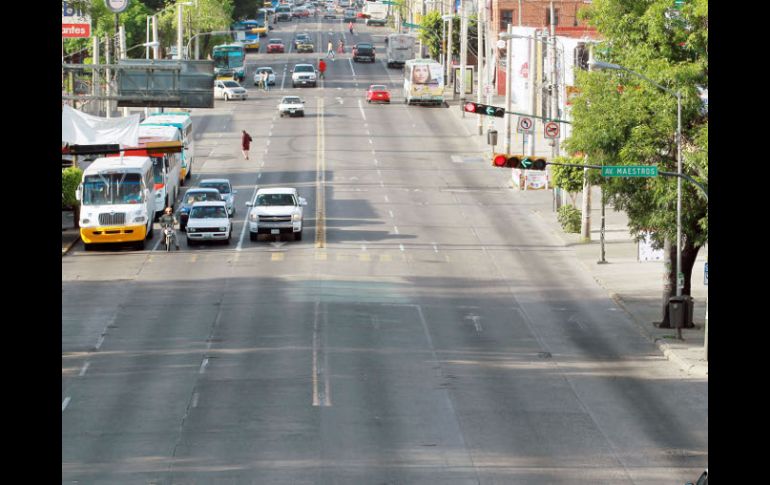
[544,121,559,139]
[517,117,533,133]
[601,165,659,177]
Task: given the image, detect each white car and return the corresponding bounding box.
[185,201,232,245]
[214,80,248,101]
[245,188,307,241]
[291,64,317,88]
[278,96,306,117]
[253,67,276,86]
[198,178,237,216]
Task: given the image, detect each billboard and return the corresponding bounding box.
[62,1,91,38]
[117,60,215,108]
[409,62,444,97]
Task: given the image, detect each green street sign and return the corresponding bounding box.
[381,0,398,4]
[601,165,658,177]
[402,22,420,28]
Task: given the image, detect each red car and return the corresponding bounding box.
[366,84,390,103]
[267,39,285,53]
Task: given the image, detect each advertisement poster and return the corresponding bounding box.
[453,67,473,94]
[511,169,549,190]
[508,26,537,111]
[410,63,444,97]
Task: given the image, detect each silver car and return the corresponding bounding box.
[253,67,276,86]
[198,178,237,216]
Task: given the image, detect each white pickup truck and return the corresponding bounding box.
[246,187,308,241]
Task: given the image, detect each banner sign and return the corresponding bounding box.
[62,1,91,38]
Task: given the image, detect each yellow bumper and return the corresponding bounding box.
[81,224,147,244]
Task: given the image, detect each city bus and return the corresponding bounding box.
[212,43,246,82]
[130,125,182,217]
[233,20,262,50]
[141,112,195,184]
[75,156,156,250]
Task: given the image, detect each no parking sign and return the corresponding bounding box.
[544,121,560,139]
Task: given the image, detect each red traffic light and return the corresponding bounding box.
[492,154,508,167]
[464,102,478,113]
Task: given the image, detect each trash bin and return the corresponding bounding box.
[668,295,695,329]
[487,129,498,147]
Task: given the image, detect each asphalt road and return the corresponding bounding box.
[62,17,708,484]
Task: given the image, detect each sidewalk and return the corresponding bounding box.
[62,210,80,256]
[445,94,708,378]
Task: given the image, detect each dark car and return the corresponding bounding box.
[294,33,311,49]
[178,188,223,231]
[353,42,375,62]
[343,9,356,21]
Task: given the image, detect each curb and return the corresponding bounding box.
[528,208,708,378]
[62,233,79,256]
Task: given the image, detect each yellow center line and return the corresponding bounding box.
[315,97,326,249]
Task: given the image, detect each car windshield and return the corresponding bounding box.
[223,81,240,88]
[190,205,228,219]
[185,192,220,204]
[370,85,387,91]
[257,68,273,74]
[200,182,230,194]
[283,97,302,104]
[270,39,283,44]
[256,193,296,206]
[295,65,314,72]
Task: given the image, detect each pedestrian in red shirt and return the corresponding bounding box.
[318,59,326,79]
[241,130,252,160]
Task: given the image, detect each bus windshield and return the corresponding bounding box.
[82,173,143,205]
[213,47,244,69]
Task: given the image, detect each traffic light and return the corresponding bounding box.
[463,102,506,117]
[491,154,547,170]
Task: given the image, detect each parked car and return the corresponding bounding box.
[245,187,307,241]
[178,187,223,231]
[323,7,336,18]
[198,178,237,216]
[278,96,306,117]
[253,66,277,86]
[185,201,232,245]
[214,80,248,101]
[366,84,390,103]
[343,9,356,21]
[266,38,285,53]
[352,42,375,62]
[291,63,317,87]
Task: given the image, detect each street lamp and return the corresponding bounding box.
[590,60,683,302]
[186,31,239,60]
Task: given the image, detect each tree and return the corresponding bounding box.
[62,167,84,229]
[417,12,477,62]
[565,0,708,326]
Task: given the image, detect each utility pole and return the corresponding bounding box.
[152,16,160,60]
[93,36,100,116]
[504,24,512,153]
[476,0,483,134]
[528,32,536,157]
[105,34,112,119]
[460,1,468,116]
[446,13,453,85]
[550,1,559,158]
[119,24,128,117]
[518,0,522,25]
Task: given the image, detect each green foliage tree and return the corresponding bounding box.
[565,0,707,323]
[417,12,477,61]
[550,156,586,205]
[63,1,235,62]
[62,167,84,228]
